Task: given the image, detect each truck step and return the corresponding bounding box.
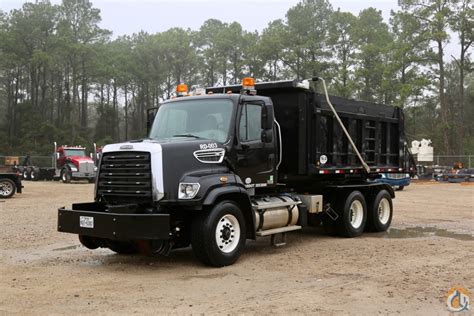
[256,225,302,237]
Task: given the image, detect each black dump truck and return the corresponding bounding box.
[57,78,415,267]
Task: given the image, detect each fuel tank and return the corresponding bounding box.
[253,195,300,231]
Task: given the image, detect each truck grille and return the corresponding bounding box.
[79,161,95,174]
[97,151,152,203]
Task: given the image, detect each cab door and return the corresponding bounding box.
[235,99,276,188]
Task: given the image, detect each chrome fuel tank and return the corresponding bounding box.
[253,196,300,231]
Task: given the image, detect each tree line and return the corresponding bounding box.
[0,0,472,156]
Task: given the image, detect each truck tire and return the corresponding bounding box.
[397,186,404,191]
[366,190,392,232]
[0,178,16,198]
[191,201,246,267]
[30,168,39,181]
[326,191,367,238]
[23,169,30,180]
[107,240,137,255]
[61,168,71,183]
[79,235,99,249]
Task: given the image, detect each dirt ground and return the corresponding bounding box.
[0,181,472,315]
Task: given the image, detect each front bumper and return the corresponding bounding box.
[57,203,170,240]
[71,171,95,179]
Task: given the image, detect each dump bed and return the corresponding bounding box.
[207,80,415,180]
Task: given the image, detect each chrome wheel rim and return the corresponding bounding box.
[349,200,364,229]
[0,181,13,197]
[215,214,240,253]
[378,198,391,225]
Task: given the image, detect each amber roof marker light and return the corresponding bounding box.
[240,77,257,95]
[176,83,189,97]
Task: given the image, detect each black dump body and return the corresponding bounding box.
[207,80,416,181]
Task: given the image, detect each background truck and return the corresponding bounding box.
[0,159,23,198]
[57,78,416,267]
[18,143,97,183]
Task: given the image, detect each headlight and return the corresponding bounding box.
[94,166,98,172]
[70,166,78,172]
[178,183,200,199]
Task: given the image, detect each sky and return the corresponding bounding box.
[0,0,459,58]
[0,0,400,35]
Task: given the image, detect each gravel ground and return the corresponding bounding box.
[0,181,473,315]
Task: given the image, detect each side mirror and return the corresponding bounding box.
[261,104,274,130]
[147,107,158,135]
[261,129,273,143]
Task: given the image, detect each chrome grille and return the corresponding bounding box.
[79,161,95,173]
[97,151,152,203]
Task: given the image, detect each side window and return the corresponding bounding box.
[239,103,262,142]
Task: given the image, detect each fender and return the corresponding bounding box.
[202,185,243,205]
[65,163,77,172]
[202,185,256,240]
[175,173,256,239]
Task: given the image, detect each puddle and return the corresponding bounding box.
[375,226,473,241]
[52,245,81,251]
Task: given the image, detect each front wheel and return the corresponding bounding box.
[61,169,71,183]
[191,201,246,267]
[0,179,16,198]
[107,240,137,255]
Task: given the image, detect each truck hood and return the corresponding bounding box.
[101,139,229,201]
[68,156,94,168]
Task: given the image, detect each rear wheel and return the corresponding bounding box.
[191,201,246,267]
[366,190,393,232]
[30,168,39,181]
[23,169,30,180]
[397,186,404,191]
[0,179,16,198]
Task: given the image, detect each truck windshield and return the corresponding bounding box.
[149,99,234,143]
[64,149,86,157]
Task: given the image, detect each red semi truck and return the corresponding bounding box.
[19,142,97,183]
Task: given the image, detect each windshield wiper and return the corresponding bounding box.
[172,134,202,139]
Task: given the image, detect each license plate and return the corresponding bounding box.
[79,216,94,228]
